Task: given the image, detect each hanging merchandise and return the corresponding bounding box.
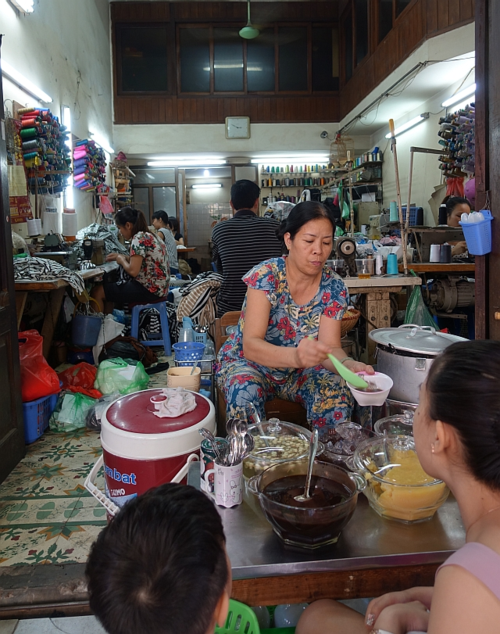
[72,139,107,191]
[438,103,475,196]
[17,107,71,195]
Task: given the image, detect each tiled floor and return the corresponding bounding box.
[0,360,172,567]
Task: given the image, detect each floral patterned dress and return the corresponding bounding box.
[216,257,354,436]
[130,231,169,297]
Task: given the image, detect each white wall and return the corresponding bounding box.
[369,71,475,226]
[113,122,344,159]
[2,0,113,236]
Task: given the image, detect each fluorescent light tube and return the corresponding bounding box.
[89,133,114,155]
[1,60,52,102]
[385,113,429,139]
[191,183,223,189]
[148,160,227,167]
[251,156,329,164]
[441,83,476,108]
[9,0,34,13]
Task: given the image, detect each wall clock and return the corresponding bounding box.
[225,116,251,139]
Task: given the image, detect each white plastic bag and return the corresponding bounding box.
[93,314,125,364]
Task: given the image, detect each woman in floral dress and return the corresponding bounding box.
[92,207,169,313]
[217,201,373,438]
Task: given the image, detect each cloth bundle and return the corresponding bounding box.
[14,256,85,294]
[72,139,106,191]
[72,222,128,260]
[153,388,197,418]
[18,107,71,194]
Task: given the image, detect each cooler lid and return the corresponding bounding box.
[106,389,210,434]
[369,325,466,356]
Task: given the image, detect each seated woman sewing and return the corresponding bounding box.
[216,201,373,439]
[91,207,169,313]
[446,196,471,256]
[297,339,500,634]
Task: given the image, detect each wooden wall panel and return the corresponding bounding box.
[114,95,340,124]
[339,0,475,118]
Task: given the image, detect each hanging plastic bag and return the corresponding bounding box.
[94,358,149,395]
[50,391,97,432]
[18,330,60,402]
[404,274,436,329]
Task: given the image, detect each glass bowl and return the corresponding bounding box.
[243,419,319,479]
[248,459,365,550]
[374,410,414,437]
[353,435,449,524]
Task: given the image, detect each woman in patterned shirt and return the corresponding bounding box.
[216,201,373,438]
[92,207,169,313]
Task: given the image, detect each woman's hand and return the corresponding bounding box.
[344,359,374,375]
[451,240,468,256]
[365,587,433,628]
[371,601,429,634]
[294,336,334,369]
[106,253,118,262]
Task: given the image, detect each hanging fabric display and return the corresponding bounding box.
[438,103,475,198]
[72,139,107,191]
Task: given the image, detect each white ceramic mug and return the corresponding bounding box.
[205,462,243,508]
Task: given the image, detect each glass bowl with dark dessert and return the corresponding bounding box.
[248,459,365,550]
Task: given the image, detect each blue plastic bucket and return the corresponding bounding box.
[72,313,102,347]
[460,210,493,255]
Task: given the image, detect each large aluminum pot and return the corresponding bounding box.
[369,325,467,403]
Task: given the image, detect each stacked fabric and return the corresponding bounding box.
[438,104,475,178]
[73,140,107,191]
[18,107,71,195]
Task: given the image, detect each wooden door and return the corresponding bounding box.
[0,35,26,482]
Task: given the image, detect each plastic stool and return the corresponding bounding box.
[130,301,171,356]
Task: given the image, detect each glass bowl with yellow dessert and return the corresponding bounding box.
[353,435,449,524]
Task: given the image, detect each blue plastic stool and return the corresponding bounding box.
[130,301,171,356]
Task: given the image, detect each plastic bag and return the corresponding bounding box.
[92,314,126,364]
[94,358,150,395]
[58,362,97,390]
[50,391,97,432]
[404,286,436,329]
[18,330,60,402]
[85,392,120,431]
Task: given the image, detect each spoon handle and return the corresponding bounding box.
[327,353,368,389]
[304,428,319,498]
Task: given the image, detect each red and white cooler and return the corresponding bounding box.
[85,388,215,515]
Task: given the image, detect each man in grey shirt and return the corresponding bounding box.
[211,180,283,316]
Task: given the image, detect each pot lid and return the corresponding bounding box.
[369,325,466,356]
[106,389,210,434]
[246,419,310,465]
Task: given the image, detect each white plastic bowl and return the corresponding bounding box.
[347,371,393,406]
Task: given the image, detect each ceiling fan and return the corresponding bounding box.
[239,0,259,39]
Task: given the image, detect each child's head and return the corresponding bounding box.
[86,483,230,634]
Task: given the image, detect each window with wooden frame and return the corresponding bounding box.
[113,23,338,96]
[378,0,414,44]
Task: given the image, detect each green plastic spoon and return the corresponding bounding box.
[327,353,369,389]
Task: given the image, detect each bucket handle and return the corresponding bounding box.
[84,455,120,517]
[84,453,200,517]
[73,297,101,317]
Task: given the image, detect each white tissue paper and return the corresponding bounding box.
[154,388,197,418]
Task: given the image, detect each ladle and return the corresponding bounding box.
[327,353,369,389]
[294,428,319,502]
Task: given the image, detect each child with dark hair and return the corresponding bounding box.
[86,483,231,634]
[91,206,169,313]
[297,339,500,634]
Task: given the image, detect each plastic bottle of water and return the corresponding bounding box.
[274,603,309,628]
[251,606,271,630]
[179,317,194,342]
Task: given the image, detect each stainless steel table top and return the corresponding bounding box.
[188,463,465,581]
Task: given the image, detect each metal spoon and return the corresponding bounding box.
[248,402,269,447]
[199,428,223,463]
[294,428,319,502]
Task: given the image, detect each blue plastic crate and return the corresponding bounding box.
[22,391,59,444]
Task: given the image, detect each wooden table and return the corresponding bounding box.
[344,275,422,363]
[398,263,475,275]
[177,246,196,259]
[14,266,112,358]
